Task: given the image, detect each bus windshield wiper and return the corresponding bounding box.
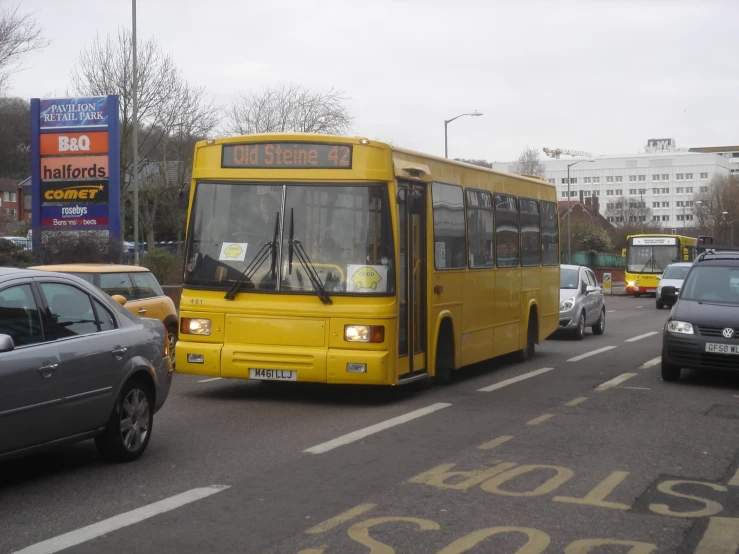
[224,213,280,300]
[287,208,331,305]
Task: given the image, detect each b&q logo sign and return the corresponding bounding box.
[39,132,108,156]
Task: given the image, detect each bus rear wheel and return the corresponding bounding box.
[516,312,537,362]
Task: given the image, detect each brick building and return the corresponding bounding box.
[0,178,21,222]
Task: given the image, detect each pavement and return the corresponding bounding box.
[2,295,739,554]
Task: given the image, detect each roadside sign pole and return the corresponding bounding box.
[603,273,612,295]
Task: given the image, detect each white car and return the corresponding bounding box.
[656,262,692,309]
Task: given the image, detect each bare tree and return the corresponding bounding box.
[0,96,30,178]
[604,196,653,229]
[0,3,48,94]
[227,84,352,135]
[511,146,545,177]
[693,174,739,242]
[69,28,221,244]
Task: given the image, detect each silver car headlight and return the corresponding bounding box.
[667,321,694,335]
[560,296,576,312]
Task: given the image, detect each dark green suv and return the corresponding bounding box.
[661,248,739,382]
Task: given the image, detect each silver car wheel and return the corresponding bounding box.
[119,388,150,452]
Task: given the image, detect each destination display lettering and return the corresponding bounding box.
[632,237,677,246]
[41,181,109,203]
[222,143,352,169]
[41,155,108,180]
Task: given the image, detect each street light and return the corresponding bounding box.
[444,111,483,158]
[566,159,594,263]
[131,0,141,264]
[721,211,738,244]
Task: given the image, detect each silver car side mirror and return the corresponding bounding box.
[586,285,597,294]
[0,334,15,353]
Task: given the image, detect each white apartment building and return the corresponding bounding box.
[492,143,731,230]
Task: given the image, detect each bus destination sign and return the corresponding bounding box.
[222,143,352,169]
[633,237,677,246]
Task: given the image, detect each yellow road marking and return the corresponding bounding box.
[728,468,739,487]
[595,373,637,391]
[478,435,513,450]
[565,397,588,407]
[554,471,631,510]
[527,414,554,425]
[694,517,739,554]
[306,503,376,534]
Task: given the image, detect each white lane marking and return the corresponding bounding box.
[477,367,554,392]
[567,346,617,363]
[13,485,230,554]
[304,403,452,455]
[198,377,222,383]
[626,331,659,343]
[637,306,643,309]
[596,373,637,391]
[623,386,651,390]
[527,414,554,425]
[640,356,662,369]
[607,310,615,313]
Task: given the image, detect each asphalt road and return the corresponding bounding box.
[3,295,739,554]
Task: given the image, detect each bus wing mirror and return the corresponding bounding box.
[621,248,626,257]
[178,191,189,210]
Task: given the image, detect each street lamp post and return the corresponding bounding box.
[566,159,594,263]
[131,0,140,264]
[444,111,482,158]
[721,211,738,244]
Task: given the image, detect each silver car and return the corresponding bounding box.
[655,262,692,309]
[558,264,606,340]
[0,268,172,463]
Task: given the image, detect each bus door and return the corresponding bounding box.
[396,181,427,380]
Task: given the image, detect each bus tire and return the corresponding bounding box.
[434,320,454,385]
[516,309,537,362]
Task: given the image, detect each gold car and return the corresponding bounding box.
[30,264,178,364]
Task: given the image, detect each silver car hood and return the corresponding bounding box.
[560,288,579,302]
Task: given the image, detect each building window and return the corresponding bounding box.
[2,192,8,201]
[583,190,591,197]
[638,175,646,182]
[652,174,660,181]
[561,191,568,198]
[676,187,683,194]
[615,176,623,183]
[629,188,637,195]
[570,178,577,184]
[676,201,683,207]
[661,188,669,194]
[494,193,519,268]
[465,189,495,269]
[432,182,466,269]
[686,187,693,193]
[570,191,577,197]
[662,215,669,221]
[652,188,660,195]
[629,175,637,183]
[10,193,16,202]
[700,172,708,180]
[676,173,684,181]
[662,174,669,180]
[583,177,591,184]
[561,178,568,184]
[652,215,660,222]
[615,189,622,196]
[592,177,600,184]
[686,173,693,179]
[606,190,614,196]
[662,202,669,207]
[593,190,600,197]
[606,176,614,183]
[548,178,555,184]
[607,216,615,223]
[652,202,660,208]
[700,186,708,193]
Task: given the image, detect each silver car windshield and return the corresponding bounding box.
[560,268,580,289]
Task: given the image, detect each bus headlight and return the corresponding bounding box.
[181,318,212,336]
[667,321,694,335]
[560,296,575,312]
[344,325,385,343]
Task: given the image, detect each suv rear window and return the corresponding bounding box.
[662,265,690,280]
[681,266,739,305]
[131,271,164,299]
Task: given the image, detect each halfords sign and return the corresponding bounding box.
[41,182,108,203]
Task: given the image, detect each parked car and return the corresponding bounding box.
[661,249,739,382]
[558,264,606,340]
[30,264,178,365]
[0,268,172,462]
[656,262,692,309]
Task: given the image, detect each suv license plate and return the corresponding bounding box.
[705,343,739,355]
[249,369,297,381]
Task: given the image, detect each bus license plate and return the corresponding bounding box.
[249,369,297,381]
[706,343,739,355]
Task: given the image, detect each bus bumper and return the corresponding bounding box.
[177,342,391,385]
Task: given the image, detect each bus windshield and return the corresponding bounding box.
[184,182,395,295]
[627,245,679,274]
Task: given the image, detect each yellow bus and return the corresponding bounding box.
[176,134,560,385]
[624,233,705,297]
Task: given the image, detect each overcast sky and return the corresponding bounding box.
[7,0,739,161]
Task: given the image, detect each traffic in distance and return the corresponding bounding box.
[1,135,739,554]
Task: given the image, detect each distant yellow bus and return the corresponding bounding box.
[624,234,703,296]
[176,134,560,385]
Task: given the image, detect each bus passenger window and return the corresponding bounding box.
[540,201,559,266]
[466,189,494,268]
[520,198,541,266]
[432,182,466,269]
[495,193,519,267]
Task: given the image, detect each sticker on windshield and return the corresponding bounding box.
[219,242,248,261]
[347,265,388,293]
